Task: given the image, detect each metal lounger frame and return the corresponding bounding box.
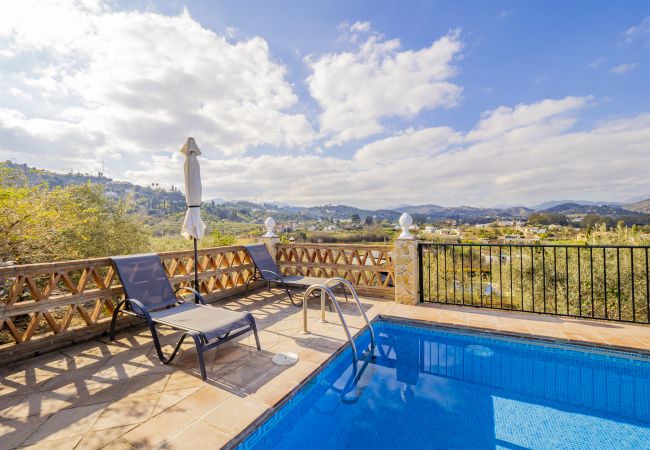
[109,256,261,381]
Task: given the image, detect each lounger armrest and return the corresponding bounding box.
[124,298,152,320]
[174,286,207,305]
[259,269,283,282]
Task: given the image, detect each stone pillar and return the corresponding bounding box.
[258,217,280,260]
[394,213,420,305]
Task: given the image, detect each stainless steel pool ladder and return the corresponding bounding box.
[302,277,376,363]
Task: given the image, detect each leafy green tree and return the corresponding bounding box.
[210,228,236,246]
[528,212,569,226]
[0,165,149,263]
[46,184,150,260]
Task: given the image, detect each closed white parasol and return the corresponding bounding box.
[180,137,206,290]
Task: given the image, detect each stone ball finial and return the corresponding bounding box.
[398,212,414,239]
[263,217,278,237]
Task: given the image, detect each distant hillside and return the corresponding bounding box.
[3,161,187,213]
[281,204,400,221]
[542,202,645,217]
[395,204,446,215]
[531,199,624,210]
[502,206,535,217]
[626,198,650,214]
[395,204,533,222]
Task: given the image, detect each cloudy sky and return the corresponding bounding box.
[0,0,649,208]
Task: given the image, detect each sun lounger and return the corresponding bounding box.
[109,253,260,380]
[243,243,348,306]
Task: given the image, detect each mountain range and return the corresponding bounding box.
[3,161,649,223]
[392,202,650,222]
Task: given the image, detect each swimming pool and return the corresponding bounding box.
[239,319,650,449]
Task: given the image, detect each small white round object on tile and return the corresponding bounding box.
[272,352,299,366]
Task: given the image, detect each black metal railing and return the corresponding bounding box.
[419,243,650,323]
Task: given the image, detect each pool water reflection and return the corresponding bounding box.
[240,321,650,449]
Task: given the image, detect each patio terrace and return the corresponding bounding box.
[3,288,650,450]
[2,240,650,449]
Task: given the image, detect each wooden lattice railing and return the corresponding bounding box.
[275,243,395,299]
[0,245,257,363]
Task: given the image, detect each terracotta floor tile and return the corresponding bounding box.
[298,345,334,364]
[75,424,136,450]
[219,364,268,390]
[267,339,312,356]
[122,388,229,447]
[67,379,131,409]
[246,350,279,372]
[36,367,99,393]
[271,360,320,383]
[17,435,83,450]
[203,396,268,436]
[162,421,231,450]
[23,402,107,445]
[124,372,170,396]
[0,415,47,449]
[210,359,249,379]
[3,390,75,420]
[164,370,205,391]
[92,393,160,431]
[248,374,298,407]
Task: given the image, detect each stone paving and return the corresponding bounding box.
[2,289,650,449]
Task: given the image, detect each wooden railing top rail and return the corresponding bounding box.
[0,245,249,277]
[277,243,393,251]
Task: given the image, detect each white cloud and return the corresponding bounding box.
[610,63,638,74]
[588,57,606,69]
[306,29,463,147]
[126,97,650,208]
[466,96,590,142]
[354,126,462,165]
[0,0,314,172]
[624,16,650,44]
[349,21,371,33]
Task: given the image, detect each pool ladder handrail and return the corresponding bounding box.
[302,277,376,363]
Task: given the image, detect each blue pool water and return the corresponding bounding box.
[239,320,650,449]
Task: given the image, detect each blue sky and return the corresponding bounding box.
[152,0,650,132]
[0,0,649,207]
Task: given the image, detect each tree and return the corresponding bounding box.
[365,216,374,226]
[350,214,361,223]
[0,165,149,264]
[528,212,569,226]
[210,228,236,246]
